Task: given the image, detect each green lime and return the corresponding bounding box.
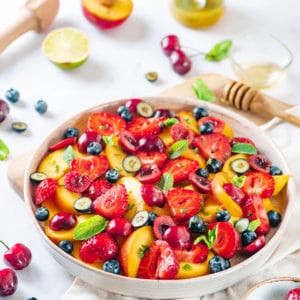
[42,27,90,70]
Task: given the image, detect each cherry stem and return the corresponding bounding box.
[182,46,206,58]
[0,240,9,250]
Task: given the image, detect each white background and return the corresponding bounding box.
[0,0,299,299]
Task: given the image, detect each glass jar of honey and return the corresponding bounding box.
[171,0,224,28]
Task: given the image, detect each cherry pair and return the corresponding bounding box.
[0,240,32,296]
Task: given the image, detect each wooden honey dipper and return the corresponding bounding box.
[220,80,300,127]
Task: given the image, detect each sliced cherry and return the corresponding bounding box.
[153,108,176,119]
[248,154,271,173]
[188,173,211,193]
[138,135,165,153]
[77,130,102,153]
[241,235,266,256]
[140,184,166,208]
[160,35,180,56]
[119,130,139,153]
[135,163,162,183]
[223,183,246,206]
[153,215,176,240]
[170,49,192,75]
[162,225,192,250]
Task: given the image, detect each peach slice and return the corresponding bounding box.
[177,111,199,134]
[81,0,133,30]
[54,186,82,214]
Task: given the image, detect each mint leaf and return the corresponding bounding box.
[168,140,189,159]
[73,215,108,240]
[0,139,9,160]
[231,175,246,188]
[194,227,217,249]
[192,78,216,102]
[157,172,174,194]
[205,39,232,62]
[231,142,257,154]
[164,118,178,127]
[183,264,192,271]
[103,136,114,146]
[137,245,150,259]
[63,145,75,164]
[248,219,261,232]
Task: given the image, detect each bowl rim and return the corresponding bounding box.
[23,95,297,298]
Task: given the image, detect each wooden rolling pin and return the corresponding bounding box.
[0,0,59,54]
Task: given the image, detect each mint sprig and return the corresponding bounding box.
[157,171,174,194]
[168,140,189,159]
[0,139,9,160]
[192,78,216,102]
[194,226,218,249]
[248,219,261,232]
[231,175,246,188]
[63,145,75,164]
[205,40,232,62]
[231,142,257,155]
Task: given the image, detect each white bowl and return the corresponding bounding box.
[23,96,296,299]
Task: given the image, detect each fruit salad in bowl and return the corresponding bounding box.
[24,96,295,299]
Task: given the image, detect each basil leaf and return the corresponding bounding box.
[248,219,261,232]
[103,136,114,146]
[231,142,257,154]
[158,171,174,194]
[194,227,217,249]
[164,118,178,127]
[231,175,246,188]
[63,145,75,164]
[168,140,189,159]
[205,39,232,62]
[0,139,9,160]
[192,78,216,102]
[73,215,108,240]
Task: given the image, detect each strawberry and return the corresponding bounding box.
[49,136,77,152]
[34,178,58,205]
[126,116,165,139]
[166,187,203,223]
[242,194,270,235]
[83,179,112,200]
[170,122,195,145]
[79,232,119,263]
[208,222,240,259]
[193,133,231,163]
[241,235,266,256]
[137,240,179,279]
[174,242,209,263]
[135,151,168,168]
[197,116,225,133]
[242,171,275,198]
[285,288,300,300]
[230,137,256,148]
[87,112,126,136]
[161,157,199,182]
[63,171,91,193]
[70,155,109,182]
[135,163,162,184]
[92,184,128,219]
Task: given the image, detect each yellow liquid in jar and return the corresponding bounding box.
[171,0,224,28]
[232,63,288,89]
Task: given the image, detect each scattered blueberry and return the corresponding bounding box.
[195,168,209,178]
[188,215,206,234]
[103,259,121,274]
[206,158,222,173]
[35,206,50,221]
[209,256,230,273]
[267,210,282,227]
[105,169,120,183]
[26,297,38,300]
[147,211,158,226]
[34,99,48,114]
[241,230,257,247]
[87,141,102,155]
[216,210,231,222]
[200,122,214,134]
[269,165,283,176]
[193,106,209,120]
[64,127,80,139]
[59,240,73,254]
[5,88,20,103]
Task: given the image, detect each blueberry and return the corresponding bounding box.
[87,141,102,155]
[234,218,249,233]
[26,297,38,300]
[195,168,209,178]
[147,211,157,226]
[105,169,120,183]
[241,230,257,247]
[59,240,73,254]
[103,259,121,274]
[216,210,231,222]
[5,88,20,103]
[64,127,80,139]
[269,165,283,175]
[188,215,206,234]
[34,99,48,114]
[209,256,231,273]
[206,158,222,173]
[35,206,49,221]
[117,105,129,115]
[193,106,209,120]
[120,109,133,122]
[200,122,214,134]
[267,210,282,227]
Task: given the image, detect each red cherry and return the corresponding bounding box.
[0,99,9,123]
[77,130,102,153]
[160,35,181,56]
[106,217,133,237]
[118,130,139,153]
[138,135,165,153]
[49,212,77,231]
[223,183,246,206]
[170,49,192,75]
[140,184,166,208]
[0,268,18,297]
[0,241,32,270]
[162,225,192,250]
[125,98,142,114]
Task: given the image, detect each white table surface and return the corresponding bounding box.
[0,0,299,299]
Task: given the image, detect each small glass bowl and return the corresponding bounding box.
[229,33,293,89]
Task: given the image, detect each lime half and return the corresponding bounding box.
[42,27,90,70]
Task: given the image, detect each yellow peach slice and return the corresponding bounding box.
[177,111,199,134]
[181,148,206,168]
[55,186,82,214]
[272,174,290,196]
[159,128,173,146]
[221,122,234,139]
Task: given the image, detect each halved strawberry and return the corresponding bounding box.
[70,155,109,182]
[135,163,162,184]
[241,235,266,256]
[135,151,168,168]
[34,178,58,205]
[83,179,112,200]
[137,240,179,279]
[126,116,165,139]
[242,194,270,235]
[208,222,240,259]
[166,187,203,223]
[197,116,225,133]
[63,170,91,193]
[87,112,126,136]
[162,157,199,182]
[79,232,119,263]
[242,171,275,198]
[174,242,209,263]
[170,122,195,145]
[193,133,231,163]
[92,184,128,219]
[49,136,77,152]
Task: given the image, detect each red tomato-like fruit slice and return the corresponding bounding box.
[198,116,225,133]
[174,242,209,263]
